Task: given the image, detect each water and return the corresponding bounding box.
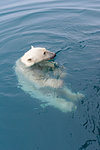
[0,0,100,149]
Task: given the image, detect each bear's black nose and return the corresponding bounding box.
[54,53,56,57]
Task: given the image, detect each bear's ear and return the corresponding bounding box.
[27,57,36,66]
[31,45,35,49]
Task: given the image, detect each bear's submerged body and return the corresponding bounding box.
[15,46,84,113]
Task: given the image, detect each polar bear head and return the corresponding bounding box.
[21,46,56,67]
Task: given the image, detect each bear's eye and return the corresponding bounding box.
[43,51,46,55]
[27,58,32,62]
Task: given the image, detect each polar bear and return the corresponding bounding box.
[15,46,84,113]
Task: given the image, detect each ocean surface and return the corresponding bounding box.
[0,0,100,150]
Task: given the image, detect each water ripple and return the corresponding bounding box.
[0,0,100,149]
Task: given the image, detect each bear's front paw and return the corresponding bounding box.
[45,79,63,88]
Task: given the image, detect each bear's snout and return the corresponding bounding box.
[49,52,56,60]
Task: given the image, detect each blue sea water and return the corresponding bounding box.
[0,0,100,149]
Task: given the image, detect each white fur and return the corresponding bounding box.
[15,46,84,113]
[21,46,56,67]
